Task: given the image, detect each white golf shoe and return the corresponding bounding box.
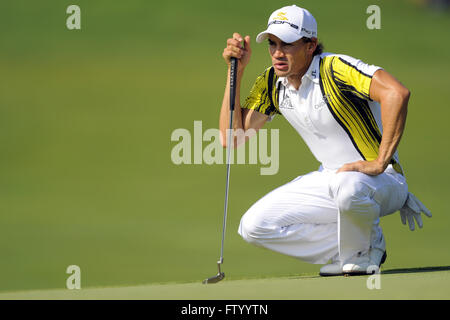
[342,249,387,275]
[319,261,343,277]
[320,247,387,277]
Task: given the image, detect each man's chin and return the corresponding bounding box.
[274,68,289,78]
[273,66,290,78]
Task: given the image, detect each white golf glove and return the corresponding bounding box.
[399,192,432,231]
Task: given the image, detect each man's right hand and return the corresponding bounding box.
[223,33,252,72]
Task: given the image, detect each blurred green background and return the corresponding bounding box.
[0,0,449,292]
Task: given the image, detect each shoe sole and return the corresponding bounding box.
[319,272,343,277]
[342,251,387,276]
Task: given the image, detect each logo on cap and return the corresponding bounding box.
[273,12,288,21]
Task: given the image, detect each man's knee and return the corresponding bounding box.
[330,172,378,215]
[238,212,271,246]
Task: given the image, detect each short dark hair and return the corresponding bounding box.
[302,37,323,56]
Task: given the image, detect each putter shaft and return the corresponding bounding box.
[203,58,237,284]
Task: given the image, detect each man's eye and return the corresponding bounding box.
[268,40,275,46]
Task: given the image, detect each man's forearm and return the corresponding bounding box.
[336,89,409,176]
[376,89,409,168]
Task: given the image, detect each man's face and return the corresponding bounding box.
[268,34,316,78]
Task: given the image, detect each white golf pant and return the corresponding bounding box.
[238,165,408,264]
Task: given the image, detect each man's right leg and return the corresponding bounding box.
[329,167,408,274]
[238,170,339,265]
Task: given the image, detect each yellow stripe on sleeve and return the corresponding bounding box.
[242,67,280,116]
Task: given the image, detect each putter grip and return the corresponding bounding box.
[229,57,238,111]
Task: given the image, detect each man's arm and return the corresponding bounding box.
[220,33,269,148]
[337,69,410,175]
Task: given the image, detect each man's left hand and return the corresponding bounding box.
[399,192,432,231]
[337,160,386,176]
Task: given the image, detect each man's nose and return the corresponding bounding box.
[272,47,285,59]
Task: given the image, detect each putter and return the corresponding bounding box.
[203,57,238,284]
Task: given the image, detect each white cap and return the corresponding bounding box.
[256,5,317,43]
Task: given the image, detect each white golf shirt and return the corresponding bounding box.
[242,52,402,173]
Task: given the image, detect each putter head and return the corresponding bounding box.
[202,260,225,284]
[202,272,225,284]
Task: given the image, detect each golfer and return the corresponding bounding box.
[219,5,431,275]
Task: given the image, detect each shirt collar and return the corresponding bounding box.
[276,54,320,88]
[305,55,320,83]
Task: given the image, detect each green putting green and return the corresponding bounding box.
[1,268,449,299]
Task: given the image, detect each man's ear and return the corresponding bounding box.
[309,38,318,54]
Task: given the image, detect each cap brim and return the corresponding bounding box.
[256,25,302,43]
